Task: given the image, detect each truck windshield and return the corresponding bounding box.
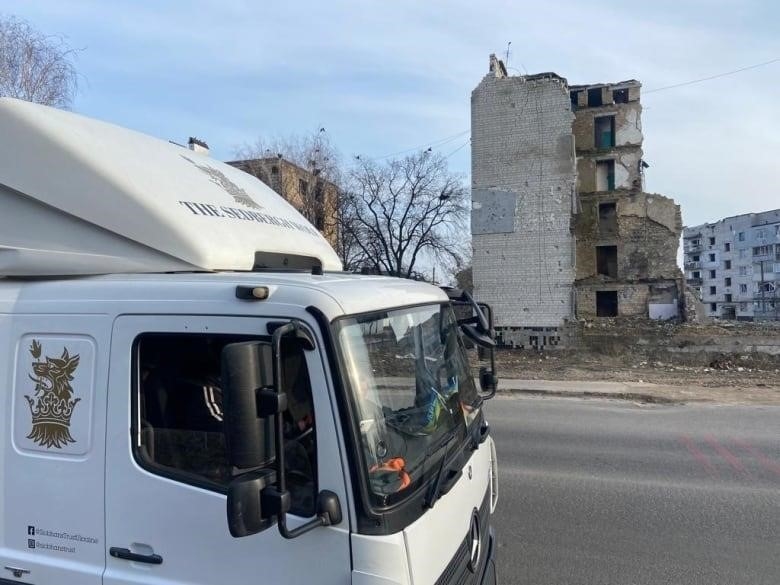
[335,303,481,506]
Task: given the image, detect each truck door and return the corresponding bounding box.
[103,315,351,585]
[0,315,109,585]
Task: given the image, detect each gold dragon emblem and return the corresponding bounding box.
[25,340,81,449]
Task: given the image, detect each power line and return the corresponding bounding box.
[372,129,469,160]
[444,137,471,159]
[645,57,780,94]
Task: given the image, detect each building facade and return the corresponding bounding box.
[683,209,780,321]
[471,55,683,347]
[227,157,339,248]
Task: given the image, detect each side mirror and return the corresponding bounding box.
[461,324,496,349]
[221,341,277,469]
[226,470,277,537]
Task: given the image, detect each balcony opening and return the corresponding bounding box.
[587,88,603,107]
[598,202,617,233]
[570,91,579,111]
[596,245,618,278]
[613,88,629,104]
[710,303,717,312]
[692,255,700,262]
[709,237,715,245]
[594,115,615,148]
[595,160,615,191]
[692,271,701,279]
[596,291,618,317]
[725,294,733,302]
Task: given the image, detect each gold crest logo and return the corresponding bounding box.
[181,155,263,210]
[25,340,81,449]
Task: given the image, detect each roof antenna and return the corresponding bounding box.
[505,41,511,68]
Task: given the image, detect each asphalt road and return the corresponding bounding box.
[487,396,780,585]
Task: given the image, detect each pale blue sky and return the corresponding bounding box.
[5,0,779,227]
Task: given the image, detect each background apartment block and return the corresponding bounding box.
[228,156,339,248]
[683,209,780,321]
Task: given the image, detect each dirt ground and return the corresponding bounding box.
[487,350,780,405]
[494,350,779,388]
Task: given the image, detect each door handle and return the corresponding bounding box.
[110,546,163,565]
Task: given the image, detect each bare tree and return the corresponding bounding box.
[0,15,79,108]
[348,152,469,279]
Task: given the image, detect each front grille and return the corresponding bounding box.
[434,492,491,585]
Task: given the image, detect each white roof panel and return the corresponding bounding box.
[0,98,342,276]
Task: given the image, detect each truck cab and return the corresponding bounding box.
[0,98,498,585]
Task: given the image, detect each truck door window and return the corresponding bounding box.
[134,333,317,517]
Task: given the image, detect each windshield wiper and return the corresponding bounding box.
[424,425,462,508]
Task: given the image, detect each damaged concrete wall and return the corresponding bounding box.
[471,67,576,328]
[574,191,683,318]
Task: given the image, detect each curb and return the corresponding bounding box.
[498,387,682,404]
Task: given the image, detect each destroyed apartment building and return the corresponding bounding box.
[471,55,683,348]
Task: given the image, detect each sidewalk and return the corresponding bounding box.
[494,378,780,405]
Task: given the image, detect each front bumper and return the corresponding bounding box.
[480,528,497,585]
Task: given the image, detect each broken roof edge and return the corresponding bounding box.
[569,79,641,91]
[486,54,568,85]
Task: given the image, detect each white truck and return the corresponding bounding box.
[0,97,498,585]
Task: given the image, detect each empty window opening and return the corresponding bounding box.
[587,88,603,107]
[709,253,716,262]
[709,237,716,245]
[598,202,617,233]
[570,91,579,111]
[692,255,700,262]
[271,165,279,175]
[595,160,616,191]
[596,245,618,278]
[725,242,731,252]
[709,270,716,278]
[298,178,308,196]
[725,260,732,269]
[725,294,733,302]
[725,277,732,286]
[710,286,717,295]
[596,291,618,317]
[692,271,701,279]
[740,283,748,293]
[722,305,736,319]
[710,303,717,312]
[612,88,629,104]
[594,115,615,148]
